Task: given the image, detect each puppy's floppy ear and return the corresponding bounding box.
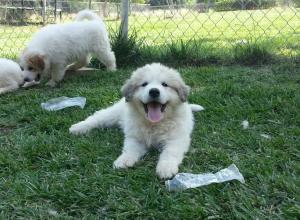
[28,54,45,71]
[173,81,190,102]
[121,78,137,102]
[177,84,190,102]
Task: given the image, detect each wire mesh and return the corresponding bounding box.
[0,0,299,60]
[0,0,120,58]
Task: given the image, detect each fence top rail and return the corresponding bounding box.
[0,6,34,9]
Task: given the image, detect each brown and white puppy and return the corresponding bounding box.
[19,51,45,82]
[69,63,202,179]
[19,10,116,87]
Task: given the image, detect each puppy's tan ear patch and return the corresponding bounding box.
[28,55,45,71]
[177,84,190,102]
[171,80,190,102]
[121,78,138,102]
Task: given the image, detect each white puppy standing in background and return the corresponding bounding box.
[70,63,202,179]
[0,58,25,94]
[19,10,116,87]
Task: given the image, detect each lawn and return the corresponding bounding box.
[0,64,299,218]
[0,7,299,59]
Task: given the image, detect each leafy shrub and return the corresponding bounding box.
[90,29,142,68]
[148,0,187,6]
[141,40,223,66]
[234,41,273,65]
[214,0,277,11]
[132,0,146,3]
[293,0,300,7]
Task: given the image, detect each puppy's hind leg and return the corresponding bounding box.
[67,57,88,71]
[93,48,116,71]
[69,99,124,135]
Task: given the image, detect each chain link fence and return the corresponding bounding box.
[0,0,299,61]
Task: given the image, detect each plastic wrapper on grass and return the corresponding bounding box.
[165,164,245,192]
[41,97,86,111]
[260,134,271,139]
[22,80,40,88]
[241,120,249,129]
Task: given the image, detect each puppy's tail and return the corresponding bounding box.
[74,10,102,22]
[190,104,204,112]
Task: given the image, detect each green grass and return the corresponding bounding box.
[0,64,299,218]
[0,7,299,61]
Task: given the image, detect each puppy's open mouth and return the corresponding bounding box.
[143,101,167,123]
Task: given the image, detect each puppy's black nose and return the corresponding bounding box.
[149,88,160,98]
[24,77,31,82]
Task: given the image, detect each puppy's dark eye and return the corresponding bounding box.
[20,66,24,71]
[141,82,148,87]
[162,82,168,87]
[28,66,33,71]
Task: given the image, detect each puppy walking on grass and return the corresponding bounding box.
[70,63,202,179]
[19,10,116,87]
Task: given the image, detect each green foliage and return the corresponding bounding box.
[91,37,279,68]
[91,29,143,68]
[90,37,281,68]
[234,41,273,65]
[148,0,187,6]
[108,0,145,3]
[0,0,38,25]
[110,30,143,68]
[167,41,191,63]
[214,0,277,11]
[1,7,298,62]
[293,0,300,7]
[132,0,146,3]
[158,40,221,65]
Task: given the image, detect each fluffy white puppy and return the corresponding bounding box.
[70,63,201,179]
[19,10,116,87]
[0,58,25,94]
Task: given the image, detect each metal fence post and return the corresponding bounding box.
[88,0,92,10]
[120,0,129,38]
[42,0,46,25]
[54,0,57,22]
[21,0,24,23]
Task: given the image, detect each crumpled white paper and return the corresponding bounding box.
[165,164,245,192]
[241,120,249,129]
[41,96,86,111]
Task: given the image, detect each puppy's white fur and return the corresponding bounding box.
[70,63,199,179]
[0,58,24,94]
[19,10,116,87]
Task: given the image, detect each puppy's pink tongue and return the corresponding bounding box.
[147,103,163,123]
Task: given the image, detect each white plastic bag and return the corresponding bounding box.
[165,164,245,192]
[41,96,86,111]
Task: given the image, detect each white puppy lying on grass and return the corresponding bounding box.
[19,10,116,87]
[0,58,29,94]
[70,63,203,179]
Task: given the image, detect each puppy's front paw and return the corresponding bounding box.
[69,122,89,135]
[113,154,137,169]
[156,160,178,179]
[46,80,57,87]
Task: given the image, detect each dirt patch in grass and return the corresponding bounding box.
[0,124,16,135]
